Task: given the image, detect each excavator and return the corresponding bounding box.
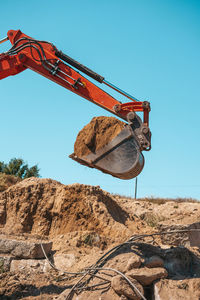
[0,30,151,180]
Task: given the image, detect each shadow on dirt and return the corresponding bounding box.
[0,283,74,299]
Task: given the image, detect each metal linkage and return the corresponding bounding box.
[46,60,84,89]
[4,36,84,90]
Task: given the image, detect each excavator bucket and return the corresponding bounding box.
[69,113,151,180]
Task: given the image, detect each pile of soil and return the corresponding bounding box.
[1,177,199,251]
[0,173,21,192]
[0,178,135,244]
[74,116,125,157]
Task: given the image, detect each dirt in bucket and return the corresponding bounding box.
[74,116,125,157]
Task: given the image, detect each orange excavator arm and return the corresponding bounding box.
[0,30,150,124]
[0,30,151,179]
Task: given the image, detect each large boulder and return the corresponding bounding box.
[111,275,144,300]
[0,237,52,259]
[126,267,168,286]
[107,252,142,273]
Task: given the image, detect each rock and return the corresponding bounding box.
[126,267,168,286]
[53,254,75,270]
[100,289,122,300]
[0,256,13,272]
[111,275,144,300]
[107,253,141,273]
[154,278,200,300]
[158,222,200,247]
[0,238,52,258]
[144,255,164,268]
[10,259,46,272]
[188,222,200,247]
[130,243,198,279]
[127,254,142,270]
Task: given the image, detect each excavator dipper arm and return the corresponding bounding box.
[0,29,151,179]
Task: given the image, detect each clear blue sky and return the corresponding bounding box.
[1,0,200,199]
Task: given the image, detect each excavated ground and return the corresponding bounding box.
[0,176,200,300]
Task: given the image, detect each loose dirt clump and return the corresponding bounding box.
[74,116,125,157]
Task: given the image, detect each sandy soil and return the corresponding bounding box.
[74,116,125,157]
[0,176,200,299]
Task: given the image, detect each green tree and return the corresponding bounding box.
[0,158,40,179]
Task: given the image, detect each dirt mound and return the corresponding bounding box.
[74,116,125,157]
[0,173,21,192]
[0,177,200,299]
[0,177,132,242]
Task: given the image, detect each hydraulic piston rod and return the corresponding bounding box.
[55,50,140,102]
[103,80,140,102]
[0,37,9,44]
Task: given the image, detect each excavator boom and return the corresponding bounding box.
[0,29,151,179]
